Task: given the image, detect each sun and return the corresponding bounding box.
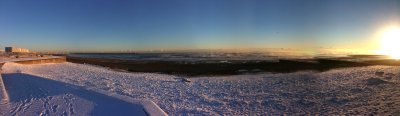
[378,27,400,59]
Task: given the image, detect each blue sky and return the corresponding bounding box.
[0,0,399,52]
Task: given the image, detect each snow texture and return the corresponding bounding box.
[2,62,400,115]
[0,73,147,116]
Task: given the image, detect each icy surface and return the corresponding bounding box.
[2,62,400,115]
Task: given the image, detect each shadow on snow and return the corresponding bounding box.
[1,73,147,116]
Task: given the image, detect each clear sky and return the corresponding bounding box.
[0,0,399,52]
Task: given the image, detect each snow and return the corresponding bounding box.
[2,62,400,115]
[0,73,147,116]
[0,56,63,63]
[0,74,10,115]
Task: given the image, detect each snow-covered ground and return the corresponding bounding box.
[2,62,400,115]
[0,56,63,63]
[0,69,147,116]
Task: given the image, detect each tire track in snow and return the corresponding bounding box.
[10,99,34,115]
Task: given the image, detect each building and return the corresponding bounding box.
[5,47,30,53]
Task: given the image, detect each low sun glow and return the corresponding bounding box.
[378,26,400,59]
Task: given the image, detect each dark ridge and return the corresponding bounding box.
[364,60,400,66]
[348,55,388,58]
[316,59,370,71]
[65,55,400,76]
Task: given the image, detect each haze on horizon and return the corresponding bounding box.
[0,0,399,53]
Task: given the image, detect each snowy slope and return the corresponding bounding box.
[2,62,400,115]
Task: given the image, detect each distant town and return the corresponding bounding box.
[0,47,53,59]
[3,47,30,53]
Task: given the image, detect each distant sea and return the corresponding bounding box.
[67,51,389,62]
[67,51,318,62]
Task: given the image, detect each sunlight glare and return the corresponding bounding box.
[378,27,400,59]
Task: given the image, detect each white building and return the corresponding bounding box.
[5,47,30,53]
